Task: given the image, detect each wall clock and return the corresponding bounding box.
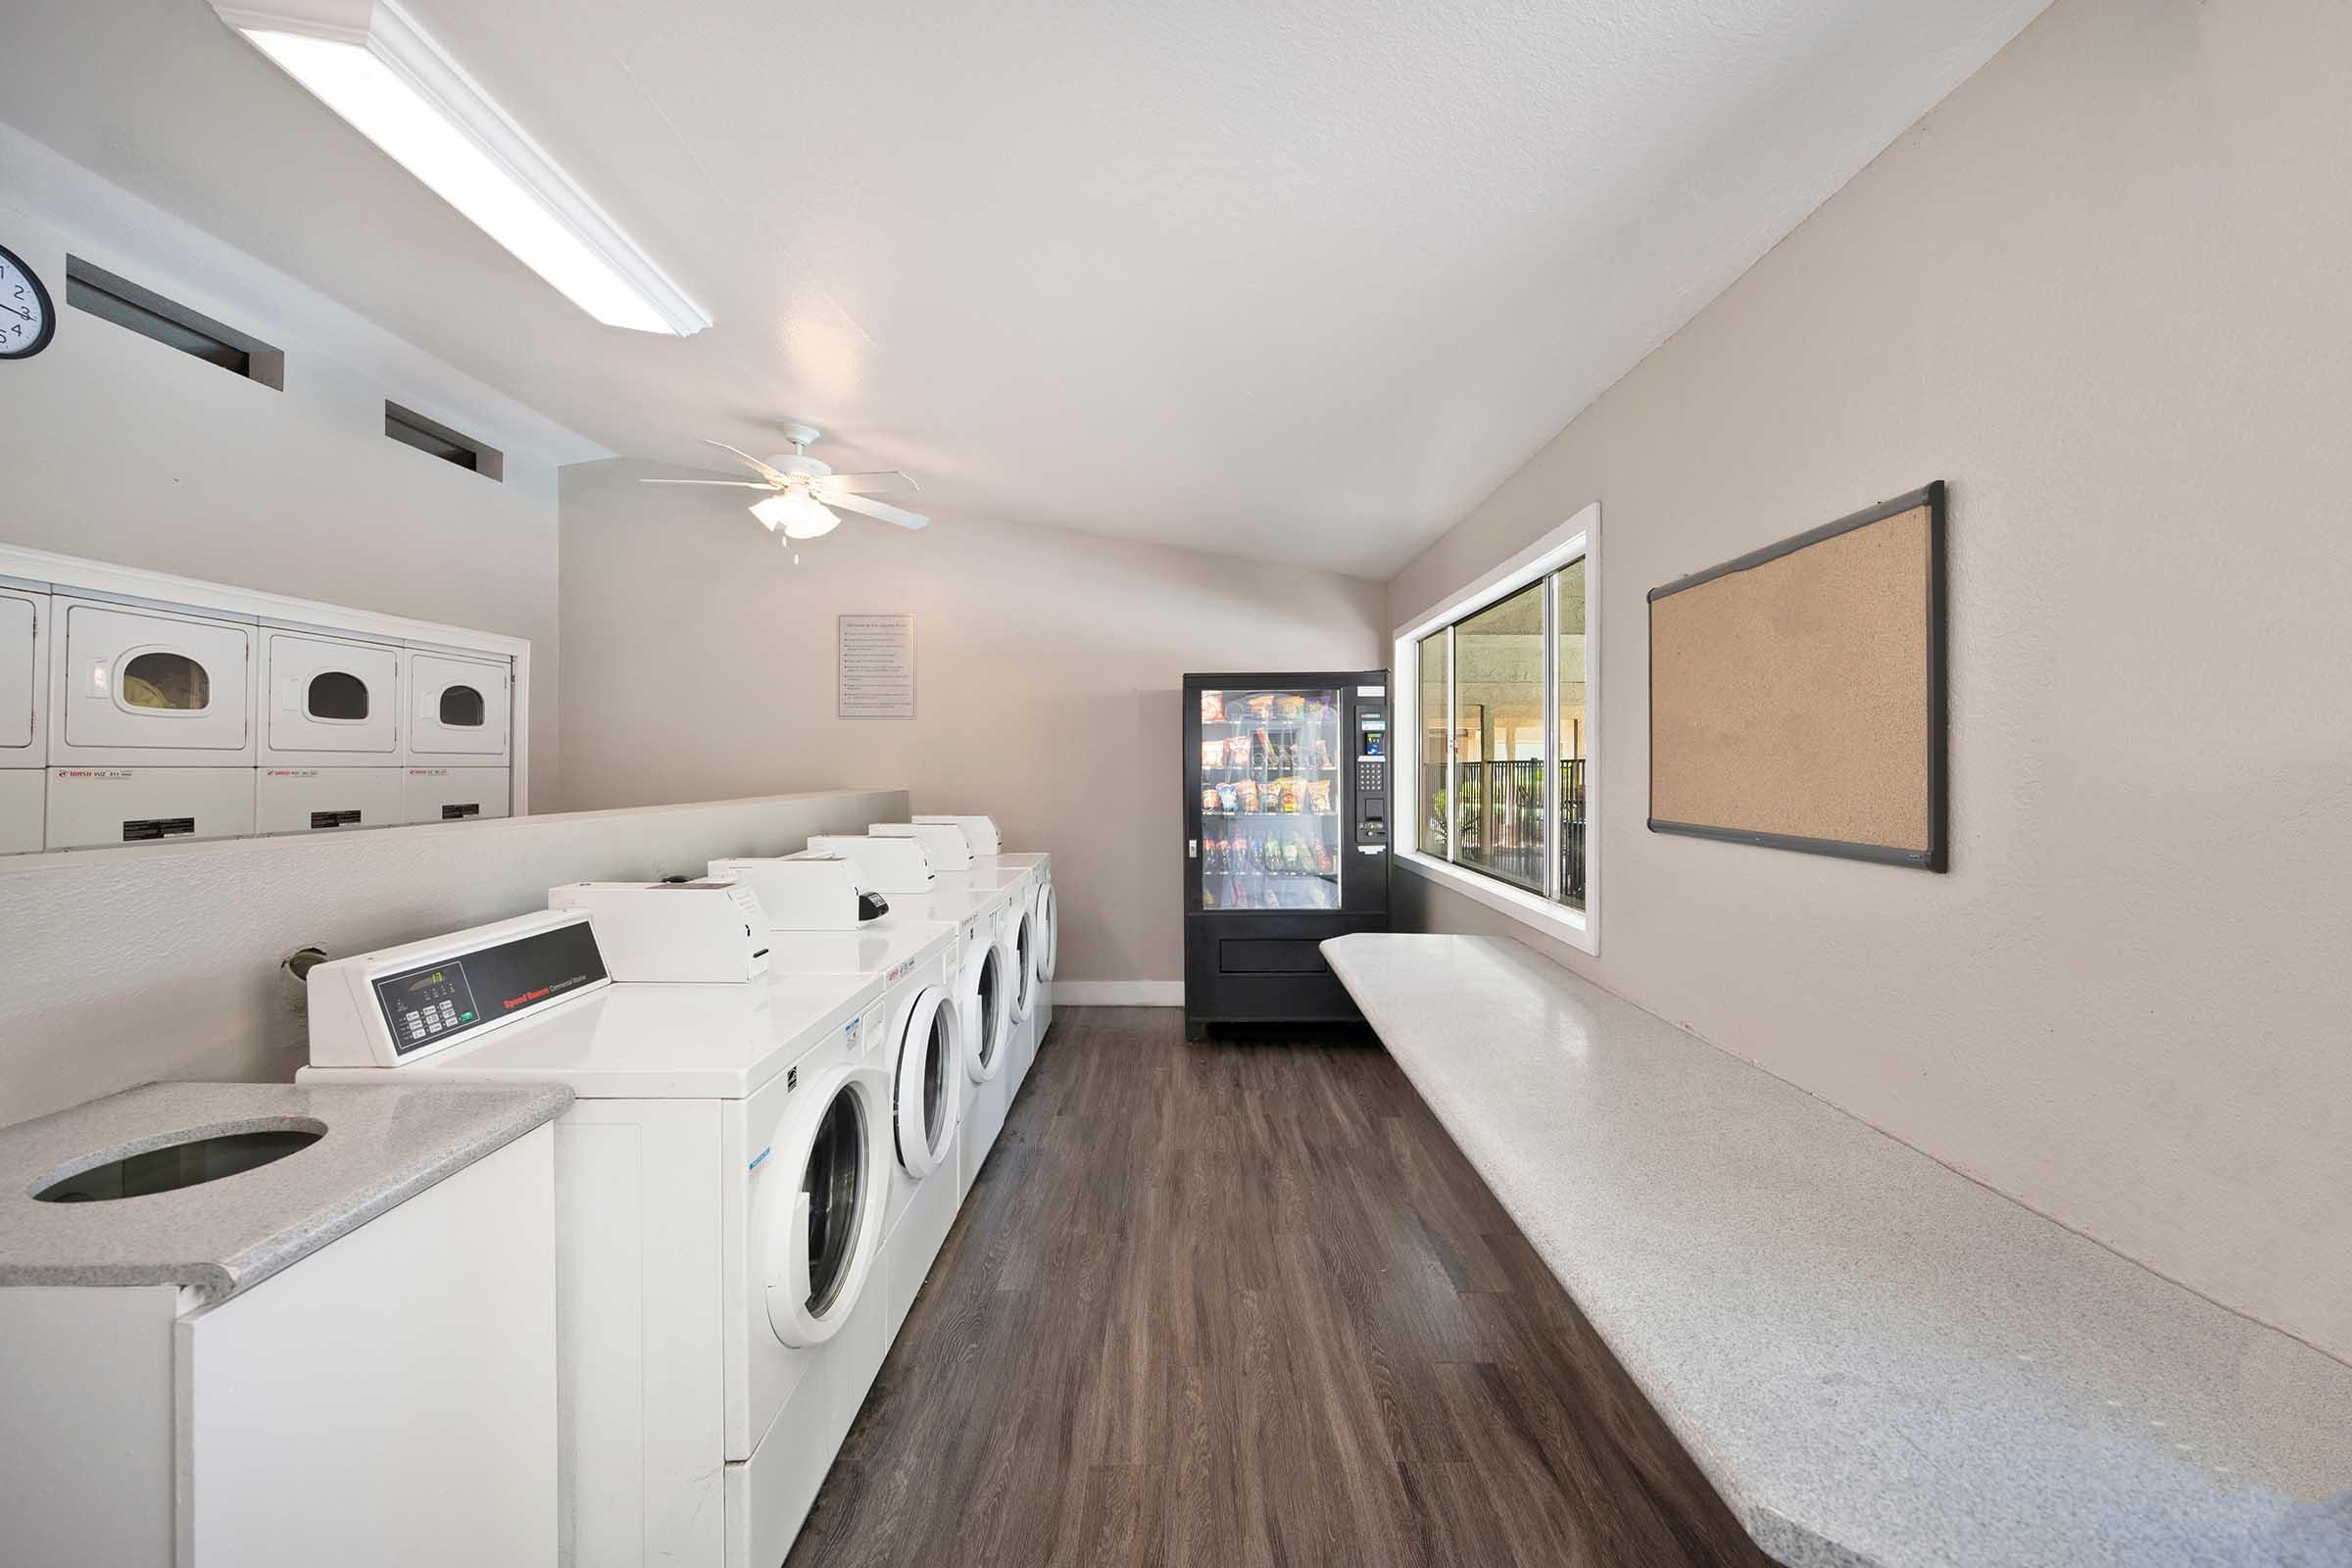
[0,243,58,360]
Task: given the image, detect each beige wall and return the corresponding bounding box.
[1389,0,2352,1361]
[0,126,594,802]
[558,460,1388,985]
[0,790,906,1125]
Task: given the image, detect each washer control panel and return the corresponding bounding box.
[368,917,607,1056]
[307,909,613,1068]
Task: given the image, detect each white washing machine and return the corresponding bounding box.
[298,907,894,1568]
[44,595,259,848]
[946,856,1054,1079]
[0,582,49,855]
[404,646,511,823]
[751,917,966,1348]
[877,883,1022,1203]
[719,857,1015,1215]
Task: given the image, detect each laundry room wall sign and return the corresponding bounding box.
[838,613,916,718]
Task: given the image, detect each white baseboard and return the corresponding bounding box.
[1050,981,1183,1006]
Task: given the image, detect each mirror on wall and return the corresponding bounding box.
[1,549,522,857]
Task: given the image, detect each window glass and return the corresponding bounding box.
[1197,687,1343,910]
[438,684,486,727]
[1452,579,1546,891]
[122,652,209,711]
[1556,560,1589,909]
[1418,632,1448,858]
[307,669,369,721]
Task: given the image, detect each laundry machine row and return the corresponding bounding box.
[1,567,516,853]
[290,815,1048,1568]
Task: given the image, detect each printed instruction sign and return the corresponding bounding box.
[838,613,916,718]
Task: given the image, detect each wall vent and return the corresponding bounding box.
[65,257,284,388]
[385,402,504,481]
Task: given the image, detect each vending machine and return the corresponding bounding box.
[1182,669,1391,1039]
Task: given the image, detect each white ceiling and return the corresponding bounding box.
[3,0,2048,577]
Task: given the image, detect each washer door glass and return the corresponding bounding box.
[801,1088,867,1316]
[976,948,1001,1066]
[923,1006,950,1148]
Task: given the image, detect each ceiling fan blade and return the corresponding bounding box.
[638,477,778,489]
[814,470,920,497]
[827,493,929,530]
[701,439,794,486]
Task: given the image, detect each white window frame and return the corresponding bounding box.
[1392,502,1599,956]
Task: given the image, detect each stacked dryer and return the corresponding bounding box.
[258,635,514,832]
[25,588,514,849]
[402,646,513,824]
[44,594,260,847]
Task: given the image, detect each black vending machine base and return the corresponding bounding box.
[1182,669,1392,1039]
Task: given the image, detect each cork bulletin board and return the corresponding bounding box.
[1647,482,1947,870]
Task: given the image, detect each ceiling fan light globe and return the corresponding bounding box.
[749,494,791,531]
[780,492,843,539]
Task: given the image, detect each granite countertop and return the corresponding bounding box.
[0,1080,572,1304]
[1323,933,2352,1568]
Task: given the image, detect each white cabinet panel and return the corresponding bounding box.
[402,765,511,824]
[45,766,256,850]
[0,769,42,855]
[256,766,405,834]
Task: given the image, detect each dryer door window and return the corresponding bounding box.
[439,684,485,727]
[308,670,368,720]
[802,1088,867,1317]
[122,651,209,710]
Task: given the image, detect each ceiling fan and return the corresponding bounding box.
[641,423,928,541]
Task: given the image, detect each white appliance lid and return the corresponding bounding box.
[760,920,958,981]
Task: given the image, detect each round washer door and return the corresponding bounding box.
[894,983,961,1177]
[1035,883,1057,982]
[760,1064,891,1348]
[1007,906,1037,1024]
[962,942,1008,1084]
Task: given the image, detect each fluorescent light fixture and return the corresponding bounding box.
[214,1,710,335]
[751,491,842,540]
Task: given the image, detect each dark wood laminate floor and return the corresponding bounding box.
[785,1006,1774,1568]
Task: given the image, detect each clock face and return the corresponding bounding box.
[0,244,57,360]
